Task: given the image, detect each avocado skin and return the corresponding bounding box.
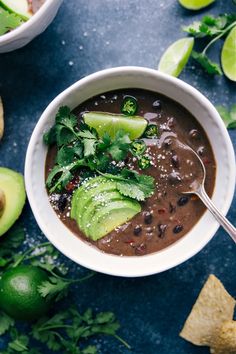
[70,176,141,241]
[0,168,26,236]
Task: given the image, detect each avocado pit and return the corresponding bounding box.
[0,188,6,217]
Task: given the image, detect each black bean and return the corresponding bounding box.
[152,100,162,109]
[58,194,67,212]
[168,171,182,185]
[133,225,142,236]
[197,146,205,156]
[171,155,180,168]
[173,225,183,234]
[157,224,167,238]
[135,243,147,255]
[189,129,200,139]
[177,196,189,206]
[169,202,176,214]
[144,212,153,224]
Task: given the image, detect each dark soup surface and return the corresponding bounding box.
[45,89,216,256]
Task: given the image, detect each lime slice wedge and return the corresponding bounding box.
[83,112,147,140]
[221,26,236,82]
[178,0,215,10]
[158,37,194,77]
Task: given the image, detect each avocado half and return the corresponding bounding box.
[0,167,26,236]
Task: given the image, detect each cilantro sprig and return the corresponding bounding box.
[182,14,236,75]
[1,308,129,354]
[98,168,155,201]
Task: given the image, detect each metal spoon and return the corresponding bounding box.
[180,142,236,243]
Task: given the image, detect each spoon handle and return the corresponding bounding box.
[196,186,236,243]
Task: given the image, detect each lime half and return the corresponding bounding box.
[158,37,194,77]
[179,0,215,10]
[221,26,236,82]
[83,112,147,140]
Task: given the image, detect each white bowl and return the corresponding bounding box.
[25,66,236,277]
[0,0,63,53]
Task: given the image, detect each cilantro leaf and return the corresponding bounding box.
[192,51,223,75]
[8,336,29,352]
[99,169,155,201]
[0,311,15,335]
[38,276,70,302]
[106,130,131,161]
[0,8,24,36]
[216,104,236,129]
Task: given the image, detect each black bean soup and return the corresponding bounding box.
[45,89,216,256]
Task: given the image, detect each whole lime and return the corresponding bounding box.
[0,265,51,320]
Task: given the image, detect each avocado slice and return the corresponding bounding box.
[79,190,125,233]
[87,199,141,241]
[0,0,32,20]
[71,177,116,220]
[0,168,26,236]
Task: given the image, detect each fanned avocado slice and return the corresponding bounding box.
[80,190,125,233]
[0,168,26,236]
[87,199,141,241]
[71,176,116,220]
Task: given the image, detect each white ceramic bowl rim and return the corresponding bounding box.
[25,66,236,277]
[0,0,55,44]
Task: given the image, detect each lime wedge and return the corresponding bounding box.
[178,0,215,10]
[83,112,147,140]
[221,26,236,82]
[158,37,194,77]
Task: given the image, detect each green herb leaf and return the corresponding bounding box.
[192,51,223,75]
[216,104,236,129]
[38,276,71,302]
[99,169,155,201]
[8,336,29,352]
[0,8,24,36]
[106,130,131,161]
[0,311,15,335]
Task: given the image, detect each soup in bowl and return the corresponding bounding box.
[25,67,235,277]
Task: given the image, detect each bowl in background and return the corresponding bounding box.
[0,0,63,53]
[25,66,236,277]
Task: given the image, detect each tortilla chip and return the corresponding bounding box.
[179,274,235,346]
[210,321,236,354]
[0,97,4,140]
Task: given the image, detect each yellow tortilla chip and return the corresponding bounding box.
[0,97,4,140]
[179,274,235,346]
[210,321,236,354]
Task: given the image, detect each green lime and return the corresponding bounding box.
[83,111,147,140]
[0,265,50,320]
[158,37,194,77]
[221,26,236,82]
[178,0,215,10]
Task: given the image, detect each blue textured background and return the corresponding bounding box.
[0,0,235,353]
